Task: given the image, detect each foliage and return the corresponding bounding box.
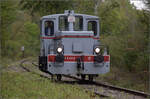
[97,0,149,72]
[20,0,74,16]
[21,21,40,56]
[0,1,40,59]
[0,0,149,84]
[0,0,149,97]
[0,1,17,57]
[145,0,150,9]
[73,0,95,15]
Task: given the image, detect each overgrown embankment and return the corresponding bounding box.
[0,59,98,99]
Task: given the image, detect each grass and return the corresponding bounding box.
[0,57,148,99]
[0,58,99,99]
[0,71,96,99]
[97,66,148,92]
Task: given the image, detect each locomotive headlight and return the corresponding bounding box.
[57,47,63,53]
[94,47,101,54]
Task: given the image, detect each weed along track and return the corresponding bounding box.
[59,78,149,99]
[20,59,52,80]
[20,59,149,99]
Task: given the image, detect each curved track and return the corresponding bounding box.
[20,59,150,99]
[20,59,52,80]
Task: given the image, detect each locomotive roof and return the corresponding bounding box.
[41,13,99,20]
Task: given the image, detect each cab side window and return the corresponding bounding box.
[45,21,54,36]
[88,21,97,36]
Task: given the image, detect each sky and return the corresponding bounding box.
[130,0,147,10]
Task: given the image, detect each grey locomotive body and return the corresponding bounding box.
[39,10,110,81]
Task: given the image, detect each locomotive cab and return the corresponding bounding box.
[39,10,110,81]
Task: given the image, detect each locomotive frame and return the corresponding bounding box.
[39,10,110,81]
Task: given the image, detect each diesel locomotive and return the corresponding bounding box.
[39,10,110,81]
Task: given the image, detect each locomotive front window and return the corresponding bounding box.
[44,21,54,36]
[74,16,83,31]
[88,21,97,36]
[59,16,69,31]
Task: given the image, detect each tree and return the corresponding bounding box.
[145,0,150,9]
[94,0,102,15]
[98,0,149,72]
[20,0,74,16]
[0,1,17,57]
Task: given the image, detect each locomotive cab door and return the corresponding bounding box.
[39,18,56,72]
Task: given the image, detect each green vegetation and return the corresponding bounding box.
[98,66,148,92]
[0,58,97,99]
[0,0,149,97]
[1,0,149,71]
[1,71,94,99]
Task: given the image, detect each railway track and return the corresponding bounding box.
[20,59,52,80]
[20,59,150,99]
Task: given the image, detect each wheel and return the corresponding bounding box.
[88,75,93,81]
[39,64,44,72]
[39,56,47,72]
[39,64,43,71]
[39,64,47,72]
[81,74,86,80]
[57,75,62,81]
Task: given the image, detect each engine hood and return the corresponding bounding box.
[57,31,95,55]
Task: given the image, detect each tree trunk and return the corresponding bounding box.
[94,0,102,15]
